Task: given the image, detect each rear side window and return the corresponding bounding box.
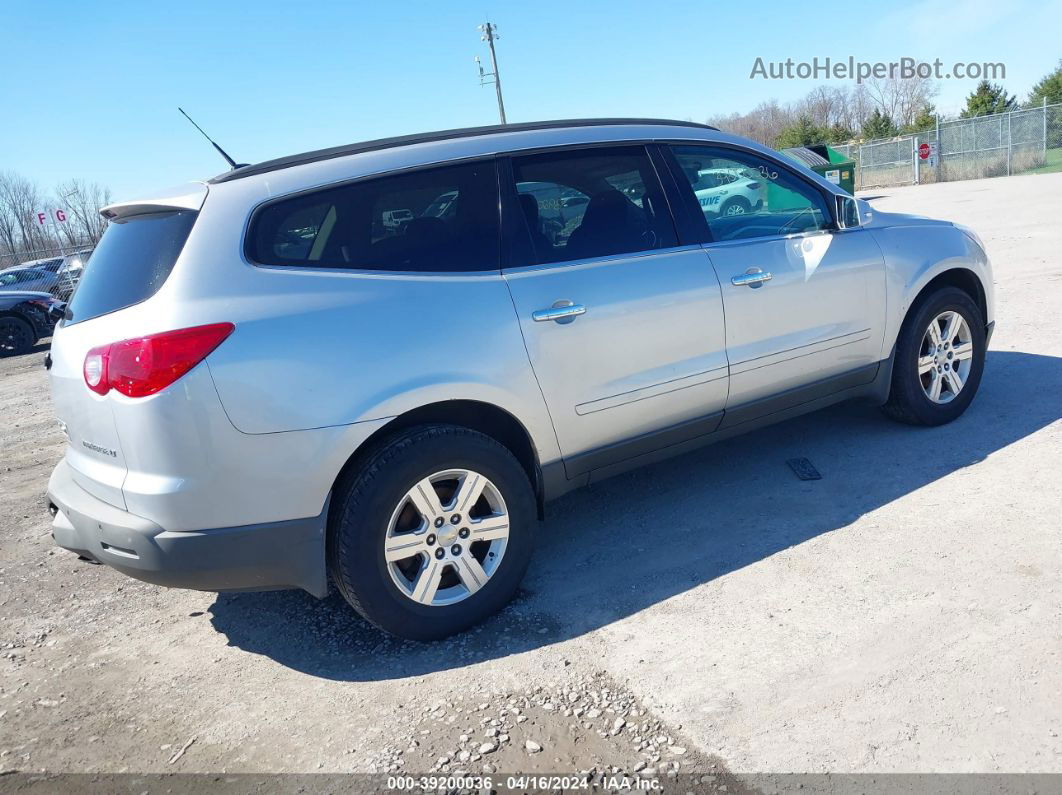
[509,146,676,265]
[66,210,197,325]
[248,160,500,272]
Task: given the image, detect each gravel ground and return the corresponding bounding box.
[0,333,742,790]
[1,172,1060,788]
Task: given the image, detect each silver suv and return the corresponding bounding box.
[46,119,994,640]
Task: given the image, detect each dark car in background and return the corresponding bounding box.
[0,291,62,356]
[51,251,92,301]
[0,267,58,294]
[0,250,92,302]
[16,256,64,273]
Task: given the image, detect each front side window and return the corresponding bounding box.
[510,146,676,265]
[670,145,831,242]
[249,160,500,272]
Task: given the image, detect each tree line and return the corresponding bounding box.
[0,172,112,263]
[708,59,1062,150]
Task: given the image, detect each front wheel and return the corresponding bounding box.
[882,286,986,426]
[328,424,536,641]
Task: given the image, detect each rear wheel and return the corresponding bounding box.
[0,316,35,357]
[328,424,535,640]
[721,197,751,217]
[882,287,986,426]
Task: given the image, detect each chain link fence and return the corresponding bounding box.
[833,102,1061,190]
[0,242,94,270]
[0,242,94,302]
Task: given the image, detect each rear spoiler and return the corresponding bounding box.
[100,182,208,221]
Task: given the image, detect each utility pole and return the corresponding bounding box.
[476,22,507,124]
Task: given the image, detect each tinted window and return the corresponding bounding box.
[670,146,830,242]
[510,146,676,265]
[66,210,196,324]
[249,160,499,272]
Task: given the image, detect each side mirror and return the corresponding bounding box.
[836,195,861,229]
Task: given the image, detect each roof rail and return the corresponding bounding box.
[210,118,719,183]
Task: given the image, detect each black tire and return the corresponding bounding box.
[882,286,986,426]
[720,196,751,217]
[328,424,536,641]
[0,315,35,357]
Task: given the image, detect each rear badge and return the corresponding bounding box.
[786,457,822,481]
[82,440,117,458]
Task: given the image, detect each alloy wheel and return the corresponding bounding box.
[919,310,974,404]
[383,469,509,606]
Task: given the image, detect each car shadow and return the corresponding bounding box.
[209,350,1062,681]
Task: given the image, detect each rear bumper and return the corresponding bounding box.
[46,458,328,597]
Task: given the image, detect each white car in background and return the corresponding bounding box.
[381,208,413,232]
[694,168,764,217]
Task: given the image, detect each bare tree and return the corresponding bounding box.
[0,171,47,253]
[0,173,21,256]
[837,83,875,135]
[709,99,798,146]
[800,85,843,128]
[705,76,938,147]
[0,171,112,265]
[54,178,111,246]
[864,76,939,129]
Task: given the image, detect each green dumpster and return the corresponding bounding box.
[780,145,856,194]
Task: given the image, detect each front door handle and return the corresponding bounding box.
[731,268,772,288]
[532,301,586,324]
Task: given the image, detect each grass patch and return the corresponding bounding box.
[1023,147,1062,174]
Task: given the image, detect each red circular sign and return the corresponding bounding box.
[918,142,931,160]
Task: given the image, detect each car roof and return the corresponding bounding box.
[15,257,62,268]
[210,118,719,184]
[0,290,53,302]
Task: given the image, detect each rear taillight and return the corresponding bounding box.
[83,323,234,398]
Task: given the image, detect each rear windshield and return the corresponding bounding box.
[66,210,197,324]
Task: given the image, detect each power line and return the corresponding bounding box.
[475,22,507,124]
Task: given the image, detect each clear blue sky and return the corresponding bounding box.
[2,0,1059,201]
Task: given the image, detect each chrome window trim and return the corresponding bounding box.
[500,243,705,276]
[701,228,840,251]
[240,134,845,275]
[250,263,508,281]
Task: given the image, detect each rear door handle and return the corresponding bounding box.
[532,302,586,323]
[731,269,772,287]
